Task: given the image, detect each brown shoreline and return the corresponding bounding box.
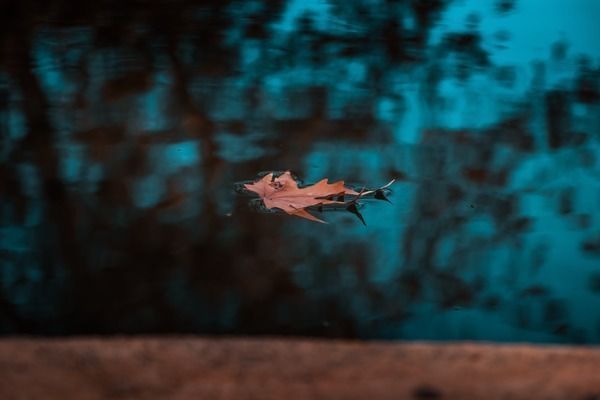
[1,337,599,400]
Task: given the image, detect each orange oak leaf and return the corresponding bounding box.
[243,171,393,223]
[244,171,352,222]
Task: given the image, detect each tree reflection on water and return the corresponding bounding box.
[1,0,599,342]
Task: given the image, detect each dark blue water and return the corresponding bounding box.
[1,0,599,343]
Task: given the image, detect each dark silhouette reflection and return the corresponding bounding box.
[1,0,599,342]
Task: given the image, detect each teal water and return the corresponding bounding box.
[1,0,599,343]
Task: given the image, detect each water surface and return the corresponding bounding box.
[1,0,599,343]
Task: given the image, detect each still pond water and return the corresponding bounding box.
[1,0,600,343]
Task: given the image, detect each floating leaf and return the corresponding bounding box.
[242,171,394,223]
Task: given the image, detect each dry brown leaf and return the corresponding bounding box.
[243,171,390,223]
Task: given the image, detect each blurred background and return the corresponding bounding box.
[0,0,599,343]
